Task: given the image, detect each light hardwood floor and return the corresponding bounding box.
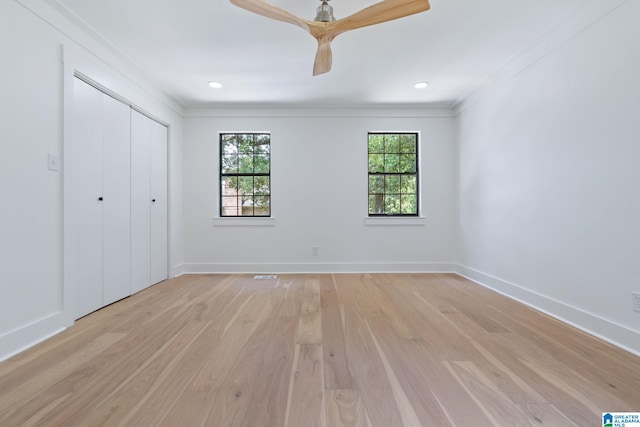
[0,273,638,426]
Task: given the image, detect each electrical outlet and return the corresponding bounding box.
[633,292,640,313]
[312,246,319,256]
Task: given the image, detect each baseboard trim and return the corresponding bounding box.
[0,311,67,363]
[183,262,457,274]
[172,263,185,278]
[455,264,640,357]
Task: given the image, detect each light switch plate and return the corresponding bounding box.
[48,153,59,171]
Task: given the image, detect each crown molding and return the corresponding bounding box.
[184,104,455,119]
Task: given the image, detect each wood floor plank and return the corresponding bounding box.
[443,361,532,426]
[517,404,580,426]
[203,288,284,427]
[321,275,352,390]
[73,320,210,426]
[325,389,369,427]
[284,343,325,427]
[296,276,322,345]
[442,311,548,405]
[0,273,638,427]
[158,291,272,427]
[241,294,299,426]
[0,332,125,416]
[363,314,458,426]
[366,321,423,427]
[342,304,405,427]
[119,321,223,427]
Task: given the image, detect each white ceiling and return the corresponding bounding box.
[45,0,586,107]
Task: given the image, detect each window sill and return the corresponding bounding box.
[364,216,426,226]
[213,217,277,227]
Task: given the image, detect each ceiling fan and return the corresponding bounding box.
[229,0,431,76]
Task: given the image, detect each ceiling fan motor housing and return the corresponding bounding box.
[315,0,336,22]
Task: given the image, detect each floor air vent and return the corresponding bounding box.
[254,275,277,280]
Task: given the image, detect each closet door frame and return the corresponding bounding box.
[64,66,170,324]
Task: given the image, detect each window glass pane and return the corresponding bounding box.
[238,153,254,173]
[369,194,384,214]
[254,176,270,195]
[238,176,254,196]
[221,154,238,173]
[401,195,417,214]
[222,176,238,192]
[240,202,254,216]
[385,195,400,214]
[221,138,237,155]
[368,134,384,153]
[400,134,416,153]
[237,135,254,154]
[254,153,270,174]
[369,175,384,194]
[400,154,416,173]
[255,134,270,146]
[385,175,401,194]
[221,196,240,216]
[255,141,270,155]
[401,174,417,194]
[368,154,384,173]
[254,196,270,216]
[221,134,234,142]
[385,134,400,153]
[384,154,400,173]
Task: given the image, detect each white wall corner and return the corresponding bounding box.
[454,265,640,357]
[172,264,185,278]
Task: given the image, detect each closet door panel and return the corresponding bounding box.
[150,121,168,285]
[131,110,152,293]
[101,95,132,305]
[70,78,104,318]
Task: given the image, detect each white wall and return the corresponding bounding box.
[456,0,640,354]
[183,108,457,273]
[0,0,184,361]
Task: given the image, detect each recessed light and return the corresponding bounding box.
[208,81,223,89]
[414,82,429,89]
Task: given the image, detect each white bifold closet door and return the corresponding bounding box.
[70,78,131,318]
[131,110,168,293]
[149,120,168,285]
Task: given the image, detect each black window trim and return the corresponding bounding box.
[219,132,271,218]
[367,131,420,217]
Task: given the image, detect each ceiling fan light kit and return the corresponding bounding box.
[229,0,431,76]
[315,0,336,22]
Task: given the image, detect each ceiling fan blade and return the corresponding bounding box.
[230,0,431,76]
[312,37,333,76]
[229,0,312,32]
[332,0,430,34]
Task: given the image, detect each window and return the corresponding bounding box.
[368,132,418,216]
[220,133,271,217]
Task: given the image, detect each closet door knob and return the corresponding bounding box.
[98,197,104,201]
